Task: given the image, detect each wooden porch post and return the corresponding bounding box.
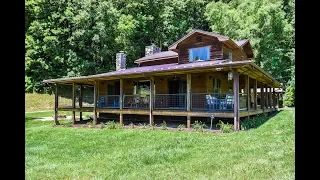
[149,76,154,125]
[54,84,60,125]
[187,73,191,128]
[254,79,257,110]
[72,82,76,125]
[93,81,98,125]
[233,70,240,131]
[273,88,276,110]
[277,91,280,108]
[119,79,123,125]
[79,85,83,121]
[261,84,265,112]
[269,86,272,109]
[265,86,269,109]
[245,75,250,111]
[187,115,191,129]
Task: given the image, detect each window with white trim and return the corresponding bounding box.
[189,46,210,62]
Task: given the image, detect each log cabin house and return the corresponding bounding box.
[43,29,282,131]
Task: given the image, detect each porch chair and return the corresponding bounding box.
[98,97,105,107]
[225,94,234,110]
[206,95,216,111]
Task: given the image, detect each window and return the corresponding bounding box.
[189,46,210,62]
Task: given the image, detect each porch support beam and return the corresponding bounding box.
[93,81,98,125]
[277,91,280,108]
[187,73,191,128]
[254,79,257,110]
[54,84,60,125]
[261,83,265,112]
[269,86,272,109]
[72,82,76,125]
[187,73,191,112]
[265,86,269,109]
[245,75,250,111]
[119,79,123,125]
[273,88,276,110]
[79,85,83,121]
[149,76,154,125]
[233,70,240,131]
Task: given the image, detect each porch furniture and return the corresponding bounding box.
[98,97,105,107]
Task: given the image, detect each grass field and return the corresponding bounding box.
[25,109,295,179]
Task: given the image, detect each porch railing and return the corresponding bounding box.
[97,95,120,108]
[123,95,150,109]
[154,94,187,110]
[191,93,248,111]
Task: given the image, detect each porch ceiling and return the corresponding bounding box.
[43,60,281,87]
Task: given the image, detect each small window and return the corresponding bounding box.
[189,46,210,62]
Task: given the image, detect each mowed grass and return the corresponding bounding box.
[25,111,93,121]
[26,109,294,179]
[26,93,73,112]
[26,93,55,112]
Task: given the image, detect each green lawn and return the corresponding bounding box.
[26,109,294,179]
[25,111,93,121]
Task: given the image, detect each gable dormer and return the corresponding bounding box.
[168,29,253,64]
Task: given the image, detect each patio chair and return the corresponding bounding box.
[225,94,234,110]
[98,97,105,107]
[206,95,215,111]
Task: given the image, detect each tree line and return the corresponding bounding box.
[25,0,294,105]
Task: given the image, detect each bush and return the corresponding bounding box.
[139,123,147,129]
[192,121,206,132]
[216,120,233,133]
[283,84,295,107]
[100,122,106,129]
[129,122,135,129]
[106,121,117,129]
[151,122,156,130]
[177,124,185,131]
[161,121,168,130]
[63,121,73,127]
[240,116,268,130]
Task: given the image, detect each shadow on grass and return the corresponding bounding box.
[240,110,282,130]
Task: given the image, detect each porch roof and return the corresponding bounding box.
[43,60,282,87]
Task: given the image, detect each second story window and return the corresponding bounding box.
[189,46,210,62]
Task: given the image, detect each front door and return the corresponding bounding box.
[168,79,186,108]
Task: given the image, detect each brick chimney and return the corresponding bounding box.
[145,43,161,56]
[116,51,126,71]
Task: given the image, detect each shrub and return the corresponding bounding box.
[106,121,117,129]
[192,120,206,132]
[283,84,295,107]
[177,124,185,131]
[85,114,94,120]
[240,116,268,130]
[117,123,124,129]
[129,122,135,129]
[161,121,168,130]
[64,121,73,127]
[151,122,156,130]
[139,123,147,129]
[216,120,233,133]
[100,122,106,129]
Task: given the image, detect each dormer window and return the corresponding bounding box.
[189,46,210,62]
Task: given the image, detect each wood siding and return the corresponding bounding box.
[154,77,168,94]
[177,33,223,64]
[139,58,178,67]
[124,79,134,95]
[222,44,247,61]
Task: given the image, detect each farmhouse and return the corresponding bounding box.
[43,29,282,131]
